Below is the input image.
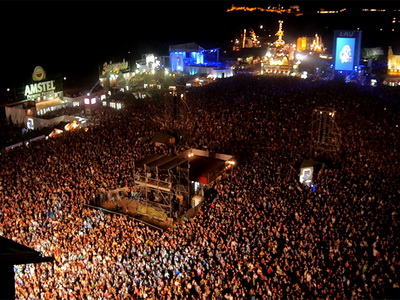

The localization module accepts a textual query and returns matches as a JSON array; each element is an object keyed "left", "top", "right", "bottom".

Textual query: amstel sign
[{"left": 23, "top": 66, "right": 57, "bottom": 98}]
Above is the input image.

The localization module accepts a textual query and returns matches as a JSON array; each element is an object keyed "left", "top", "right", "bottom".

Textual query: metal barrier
[{"left": 84, "top": 203, "right": 165, "bottom": 231}]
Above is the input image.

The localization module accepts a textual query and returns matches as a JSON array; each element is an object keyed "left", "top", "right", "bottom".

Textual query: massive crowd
[{"left": 1, "top": 75, "right": 399, "bottom": 299}]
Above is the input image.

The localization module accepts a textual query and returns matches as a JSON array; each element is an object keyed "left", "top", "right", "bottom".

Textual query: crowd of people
[{"left": 0, "top": 75, "right": 399, "bottom": 299}]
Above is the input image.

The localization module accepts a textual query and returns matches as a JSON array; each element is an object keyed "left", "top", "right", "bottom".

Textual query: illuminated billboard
[
  {"left": 333, "top": 30, "right": 362, "bottom": 71},
  {"left": 17, "top": 66, "right": 63, "bottom": 101}
]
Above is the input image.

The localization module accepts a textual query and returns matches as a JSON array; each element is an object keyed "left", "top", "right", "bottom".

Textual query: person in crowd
[{"left": 0, "top": 75, "right": 399, "bottom": 299}]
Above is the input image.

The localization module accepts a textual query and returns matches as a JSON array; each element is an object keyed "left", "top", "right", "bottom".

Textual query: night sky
[{"left": 1, "top": 1, "right": 399, "bottom": 100}]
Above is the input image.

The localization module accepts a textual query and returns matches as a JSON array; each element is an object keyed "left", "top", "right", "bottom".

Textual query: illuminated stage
[{"left": 169, "top": 42, "right": 233, "bottom": 78}]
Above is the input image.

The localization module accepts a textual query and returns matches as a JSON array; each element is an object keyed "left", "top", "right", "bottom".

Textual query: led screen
[{"left": 334, "top": 37, "right": 356, "bottom": 71}]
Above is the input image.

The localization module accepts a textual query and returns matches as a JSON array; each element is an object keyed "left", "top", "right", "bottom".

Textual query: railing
[
  {"left": 134, "top": 174, "right": 172, "bottom": 191},
  {"left": 84, "top": 203, "right": 165, "bottom": 231}
]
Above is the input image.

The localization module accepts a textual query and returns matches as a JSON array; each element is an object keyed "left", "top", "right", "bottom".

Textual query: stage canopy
[{"left": 35, "top": 98, "right": 65, "bottom": 111}]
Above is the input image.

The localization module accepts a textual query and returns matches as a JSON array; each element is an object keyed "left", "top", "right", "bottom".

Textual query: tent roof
[
  {"left": 40, "top": 127, "right": 55, "bottom": 136},
  {"left": 36, "top": 98, "right": 64, "bottom": 111},
  {"left": 0, "top": 237, "right": 53, "bottom": 265},
  {"left": 0, "top": 130, "right": 44, "bottom": 148},
  {"left": 54, "top": 121, "right": 69, "bottom": 130}
]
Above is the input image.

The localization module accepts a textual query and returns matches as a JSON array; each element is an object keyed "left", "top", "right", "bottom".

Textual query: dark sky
[
  {"left": 1, "top": 1, "right": 232, "bottom": 94},
  {"left": 1, "top": 0, "right": 399, "bottom": 99}
]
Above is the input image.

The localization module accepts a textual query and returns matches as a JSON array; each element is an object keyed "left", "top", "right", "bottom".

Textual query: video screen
[
  {"left": 299, "top": 167, "right": 313, "bottom": 185},
  {"left": 334, "top": 37, "right": 356, "bottom": 71}
]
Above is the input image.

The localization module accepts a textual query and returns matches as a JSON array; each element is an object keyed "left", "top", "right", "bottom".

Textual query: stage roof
[
  {"left": 135, "top": 149, "right": 234, "bottom": 185},
  {"left": 135, "top": 153, "right": 164, "bottom": 169},
  {"left": 146, "top": 155, "right": 175, "bottom": 170},
  {"left": 158, "top": 155, "right": 188, "bottom": 170},
  {"left": 169, "top": 42, "right": 204, "bottom": 52},
  {"left": 136, "top": 153, "right": 188, "bottom": 170}
]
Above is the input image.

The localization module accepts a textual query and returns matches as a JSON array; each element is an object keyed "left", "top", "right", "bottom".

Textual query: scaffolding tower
[
  {"left": 133, "top": 153, "right": 191, "bottom": 219},
  {"left": 310, "top": 107, "right": 341, "bottom": 161}
]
